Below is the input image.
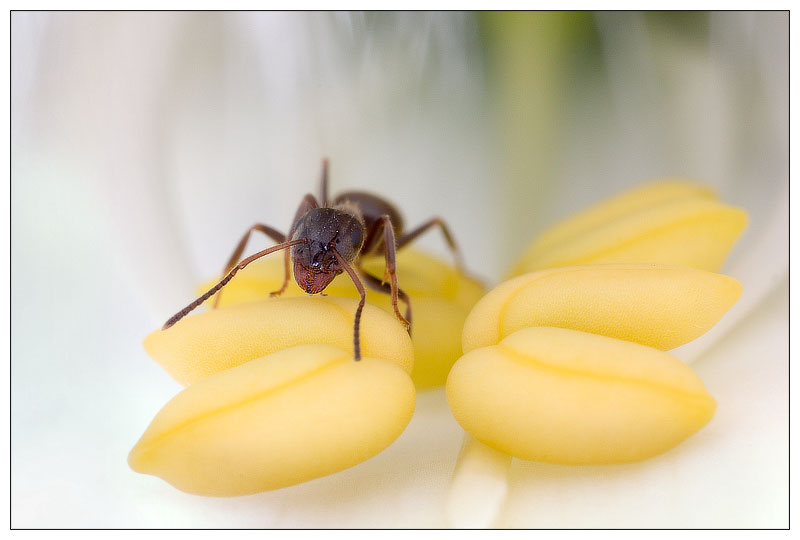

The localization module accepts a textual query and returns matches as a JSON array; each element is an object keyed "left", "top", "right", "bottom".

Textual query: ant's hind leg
[
  {"left": 359, "top": 269, "right": 412, "bottom": 334},
  {"left": 213, "top": 224, "right": 286, "bottom": 308},
  {"left": 396, "top": 217, "right": 465, "bottom": 272}
]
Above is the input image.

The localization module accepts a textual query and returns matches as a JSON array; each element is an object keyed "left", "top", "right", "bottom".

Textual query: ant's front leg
[
  {"left": 271, "top": 250, "right": 292, "bottom": 298},
  {"left": 214, "top": 224, "right": 286, "bottom": 308},
  {"left": 358, "top": 267, "right": 412, "bottom": 334},
  {"left": 396, "top": 217, "right": 465, "bottom": 273},
  {"left": 368, "top": 215, "right": 411, "bottom": 331}
]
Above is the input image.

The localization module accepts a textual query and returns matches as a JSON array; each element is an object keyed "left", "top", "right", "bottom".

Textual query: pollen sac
[
  {"left": 446, "top": 327, "right": 716, "bottom": 465},
  {"left": 448, "top": 263, "right": 741, "bottom": 465},
  {"left": 145, "top": 296, "right": 414, "bottom": 386},
  {"left": 509, "top": 180, "right": 748, "bottom": 276},
  {"left": 130, "top": 344, "right": 416, "bottom": 496},
  {"left": 462, "top": 264, "right": 742, "bottom": 354},
  {"left": 444, "top": 181, "right": 744, "bottom": 469}
]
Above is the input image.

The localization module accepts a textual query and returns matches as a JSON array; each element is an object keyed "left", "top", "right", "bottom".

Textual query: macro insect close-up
[
  {"left": 162, "top": 159, "right": 465, "bottom": 361},
  {"left": 11, "top": 11, "right": 787, "bottom": 530}
]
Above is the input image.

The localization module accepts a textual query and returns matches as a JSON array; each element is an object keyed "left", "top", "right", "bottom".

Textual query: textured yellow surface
[
  {"left": 509, "top": 181, "right": 747, "bottom": 276},
  {"left": 462, "top": 264, "right": 742, "bottom": 353},
  {"left": 447, "top": 327, "right": 716, "bottom": 464},
  {"left": 144, "top": 296, "right": 414, "bottom": 385},
  {"left": 129, "top": 344, "right": 416, "bottom": 496},
  {"left": 196, "top": 248, "right": 484, "bottom": 388},
  {"left": 516, "top": 180, "right": 714, "bottom": 260}
]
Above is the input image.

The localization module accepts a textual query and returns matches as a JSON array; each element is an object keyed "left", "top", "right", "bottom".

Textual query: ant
[{"left": 162, "top": 159, "right": 465, "bottom": 361}]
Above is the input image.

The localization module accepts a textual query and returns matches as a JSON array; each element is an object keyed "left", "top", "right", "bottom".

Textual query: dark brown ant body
[{"left": 162, "top": 159, "right": 463, "bottom": 361}]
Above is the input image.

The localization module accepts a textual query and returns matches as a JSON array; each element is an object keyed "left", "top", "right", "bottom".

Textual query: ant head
[{"left": 290, "top": 208, "right": 365, "bottom": 294}]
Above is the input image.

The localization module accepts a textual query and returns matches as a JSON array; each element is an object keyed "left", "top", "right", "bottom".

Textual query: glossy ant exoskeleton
[{"left": 162, "top": 159, "right": 464, "bottom": 360}]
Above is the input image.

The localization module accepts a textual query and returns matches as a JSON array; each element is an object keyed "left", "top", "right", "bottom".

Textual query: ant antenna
[
  {"left": 320, "top": 158, "right": 330, "bottom": 206},
  {"left": 162, "top": 239, "right": 306, "bottom": 330},
  {"left": 331, "top": 248, "right": 367, "bottom": 361}
]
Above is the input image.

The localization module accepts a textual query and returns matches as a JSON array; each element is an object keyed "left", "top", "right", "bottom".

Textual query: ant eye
[{"left": 351, "top": 228, "right": 363, "bottom": 248}]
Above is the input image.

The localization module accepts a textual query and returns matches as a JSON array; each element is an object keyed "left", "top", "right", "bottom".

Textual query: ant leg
[
  {"left": 269, "top": 194, "right": 321, "bottom": 298},
  {"left": 331, "top": 249, "right": 367, "bottom": 361},
  {"left": 358, "top": 268, "right": 412, "bottom": 334},
  {"left": 368, "top": 215, "right": 411, "bottom": 330},
  {"left": 270, "top": 249, "right": 291, "bottom": 298},
  {"left": 213, "top": 224, "right": 286, "bottom": 308},
  {"left": 319, "top": 158, "right": 330, "bottom": 206},
  {"left": 396, "top": 217, "right": 465, "bottom": 272},
  {"left": 162, "top": 239, "right": 307, "bottom": 330}
]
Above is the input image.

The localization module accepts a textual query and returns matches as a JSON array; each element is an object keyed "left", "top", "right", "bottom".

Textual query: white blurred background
[{"left": 11, "top": 12, "right": 787, "bottom": 528}]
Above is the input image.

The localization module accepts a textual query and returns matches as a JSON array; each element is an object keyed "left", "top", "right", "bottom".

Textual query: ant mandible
[{"left": 162, "top": 159, "right": 465, "bottom": 361}]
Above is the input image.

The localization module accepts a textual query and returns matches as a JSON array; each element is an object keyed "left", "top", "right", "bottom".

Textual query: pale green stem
[
  {"left": 446, "top": 434, "right": 512, "bottom": 528},
  {"left": 445, "top": 13, "right": 581, "bottom": 528}
]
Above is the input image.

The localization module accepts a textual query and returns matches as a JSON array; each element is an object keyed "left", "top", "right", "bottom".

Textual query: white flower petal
[{"left": 11, "top": 11, "right": 786, "bottom": 528}]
